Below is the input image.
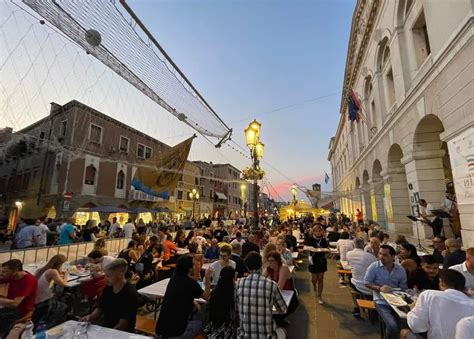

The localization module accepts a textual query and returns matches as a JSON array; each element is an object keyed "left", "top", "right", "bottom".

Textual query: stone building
[
  {"left": 0, "top": 100, "right": 177, "bottom": 225},
  {"left": 328, "top": 0, "right": 473, "bottom": 246}
]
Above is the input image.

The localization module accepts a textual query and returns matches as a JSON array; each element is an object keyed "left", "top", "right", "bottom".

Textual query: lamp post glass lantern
[
  {"left": 189, "top": 188, "right": 199, "bottom": 220},
  {"left": 291, "top": 185, "right": 297, "bottom": 219},
  {"left": 244, "top": 119, "right": 264, "bottom": 230}
]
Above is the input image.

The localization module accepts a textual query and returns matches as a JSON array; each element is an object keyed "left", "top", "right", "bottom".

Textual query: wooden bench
[
  {"left": 356, "top": 299, "right": 377, "bottom": 323},
  {"left": 135, "top": 315, "right": 156, "bottom": 336}
]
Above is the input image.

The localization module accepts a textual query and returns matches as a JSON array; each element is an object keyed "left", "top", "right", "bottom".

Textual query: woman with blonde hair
[
  {"left": 33, "top": 255, "right": 70, "bottom": 326},
  {"left": 262, "top": 242, "right": 277, "bottom": 269}
]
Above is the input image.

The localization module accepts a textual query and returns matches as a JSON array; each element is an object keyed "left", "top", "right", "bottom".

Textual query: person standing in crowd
[
  {"left": 123, "top": 218, "right": 136, "bottom": 239},
  {"left": 403, "top": 269, "right": 474, "bottom": 339},
  {"left": 235, "top": 252, "right": 287, "bottom": 338},
  {"left": 108, "top": 217, "right": 122, "bottom": 238},
  {"left": 355, "top": 209, "right": 364, "bottom": 226},
  {"left": 33, "top": 255, "right": 69, "bottom": 326},
  {"left": 364, "top": 245, "right": 407, "bottom": 339},
  {"left": 15, "top": 221, "right": 41, "bottom": 248},
  {"left": 432, "top": 235, "right": 446, "bottom": 264},
  {"left": 407, "top": 255, "right": 440, "bottom": 291},
  {"left": 443, "top": 238, "right": 465, "bottom": 268},
  {"left": 203, "top": 266, "right": 237, "bottom": 338},
  {"left": 230, "top": 242, "right": 247, "bottom": 278},
  {"left": 306, "top": 225, "right": 329, "bottom": 305},
  {"left": 58, "top": 218, "right": 76, "bottom": 245},
  {"left": 418, "top": 199, "right": 443, "bottom": 237},
  {"left": 450, "top": 247, "right": 474, "bottom": 291},
  {"left": 156, "top": 255, "right": 212, "bottom": 338},
  {"left": 210, "top": 245, "right": 236, "bottom": 285},
  {"left": 214, "top": 222, "right": 229, "bottom": 243},
  {"left": 35, "top": 218, "right": 50, "bottom": 247},
  {"left": 82, "top": 259, "right": 139, "bottom": 332},
  {"left": 230, "top": 232, "right": 245, "bottom": 247},
  {"left": 0, "top": 259, "right": 38, "bottom": 337},
  {"left": 241, "top": 233, "right": 260, "bottom": 258}
]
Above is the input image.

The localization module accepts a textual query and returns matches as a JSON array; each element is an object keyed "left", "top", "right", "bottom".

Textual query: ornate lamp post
[
  {"left": 244, "top": 119, "right": 264, "bottom": 230},
  {"left": 189, "top": 188, "right": 199, "bottom": 220},
  {"left": 291, "top": 184, "right": 297, "bottom": 220}
]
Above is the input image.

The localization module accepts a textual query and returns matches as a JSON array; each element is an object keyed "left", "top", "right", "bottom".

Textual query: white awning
[{"left": 215, "top": 192, "right": 227, "bottom": 200}]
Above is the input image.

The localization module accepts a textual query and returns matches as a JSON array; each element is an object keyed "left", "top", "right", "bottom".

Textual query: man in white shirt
[
  {"left": 456, "top": 316, "right": 474, "bottom": 339},
  {"left": 230, "top": 232, "right": 246, "bottom": 247},
  {"left": 123, "top": 218, "right": 136, "bottom": 239},
  {"left": 404, "top": 269, "right": 474, "bottom": 339},
  {"left": 336, "top": 232, "right": 355, "bottom": 262},
  {"left": 209, "top": 245, "right": 236, "bottom": 285},
  {"left": 35, "top": 219, "right": 50, "bottom": 247},
  {"left": 418, "top": 199, "right": 442, "bottom": 237},
  {"left": 449, "top": 247, "right": 474, "bottom": 291}
]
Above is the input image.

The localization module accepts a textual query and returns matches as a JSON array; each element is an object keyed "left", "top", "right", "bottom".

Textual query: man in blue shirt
[
  {"left": 204, "top": 238, "right": 220, "bottom": 261},
  {"left": 59, "top": 218, "right": 77, "bottom": 245},
  {"left": 365, "top": 244, "right": 407, "bottom": 339}
]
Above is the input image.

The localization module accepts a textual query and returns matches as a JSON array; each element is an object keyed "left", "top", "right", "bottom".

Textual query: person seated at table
[
  {"left": 284, "top": 228, "right": 298, "bottom": 253},
  {"left": 276, "top": 239, "right": 293, "bottom": 266},
  {"left": 431, "top": 235, "right": 446, "bottom": 264},
  {"left": 456, "top": 316, "right": 474, "bottom": 339},
  {"left": 174, "top": 229, "right": 189, "bottom": 248},
  {"left": 210, "top": 245, "right": 236, "bottom": 285},
  {"left": 0, "top": 259, "right": 38, "bottom": 337},
  {"left": 93, "top": 238, "right": 108, "bottom": 256},
  {"left": 162, "top": 233, "right": 178, "bottom": 265},
  {"left": 399, "top": 243, "right": 421, "bottom": 267},
  {"left": 401, "top": 259, "right": 419, "bottom": 276},
  {"left": 327, "top": 225, "right": 341, "bottom": 242},
  {"left": 346, "top": 238, "right": 376, "bottom": 317},
  {"left": 156, "top": 255, "right": 212, "bottom": 339},
  {"left": 204, "top": 238, "right": 220, "bottom": 262},
  {"left": 87, "top": 250, "right": 115, "bottom": 271},
  {"left": 407, "top": 255, "right": 439, "bottom": 291},
  {"left": 214, "top": 222, "right": 229, "bottom": 243},
  {"left": 364, "top": 245, "right": 407, "bottom": 339},
  {"left": 218, "top": 235, "right": 232, "bottom": 249},
  {"left": 203, "top": 266, "right": 237, "bottom": 338},
  {"left": 263, "top": 251, "right": 292, "bottom": 291},
  {"left": 241, "top": 233, "right": 260, "bottom": 258},
  {"left": 230, "top": 242, "right": 248, "bottom": 278},
  {"left": 188, "top": 241, "right": 204, "bottom": 281},
  {"left": 443, "top": 238, "right": 465, "bottom": 269},
  {"left": 235, "top": 252, "right": 287, "bottom": 338},
  {"left": 82, "top": 259, "right": 139, "bottom": 332},
  {"left": 231, "top": 232, "right": 246, "bottom": 247},
  {"left": 262, "top": 242, "right": 277, "bottom": 268},
  {"left": 33, "top": 255, "right": 69, "bottom": 327},
  {"left": 364, "top": 236, "right": 381, "bottom": 257},
  {"left": 118, "top": 240, "right": 140, "bottom": 265},
  {"left": 402, "top": 269, "right": 474, "bottom": 339},
  {"left": 449, "top": 247, "right": 474, "bottom": 292},
  {"left": 336, "top": 231, "right": 354, "bottom": 262}
]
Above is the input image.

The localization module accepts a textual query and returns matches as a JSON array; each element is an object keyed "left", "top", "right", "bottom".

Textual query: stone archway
[
  {"left": 403, "top": 114, "right": 453, "bottom": 238},
  {"left": 372, "top": 160, "right": 387, "bottom": 228},
  {"left": 385, "top": 144, "right": 411, "bottom": 233}
]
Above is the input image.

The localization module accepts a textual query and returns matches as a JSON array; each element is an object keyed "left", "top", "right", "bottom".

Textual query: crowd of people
[{"left": 0, "top": 213, "right": 473, "bottom": 338}]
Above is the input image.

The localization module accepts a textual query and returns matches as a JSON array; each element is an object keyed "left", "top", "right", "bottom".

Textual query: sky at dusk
[{"left": 0, "top": 0, "right": 355, "bottom": 202}]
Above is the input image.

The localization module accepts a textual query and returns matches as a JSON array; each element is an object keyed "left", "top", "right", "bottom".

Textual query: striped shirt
[{"left": 236, "top": 272, "right": 287, "bottom": 338}]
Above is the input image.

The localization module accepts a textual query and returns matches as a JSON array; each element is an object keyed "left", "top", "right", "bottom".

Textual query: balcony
[{"left": 129, "top": 189, "right": 164, "bottom": 202}]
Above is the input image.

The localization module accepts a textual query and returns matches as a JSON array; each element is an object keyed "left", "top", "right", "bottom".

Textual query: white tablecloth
[
  {"left": 38, "top": 321, "right": 151, "bottom": 338},
  {"left": 23, "top": 264, "right": 90, "bottom": 288},
  {"left": 291, "top": 252, "right": 299, "bottom": 259}
]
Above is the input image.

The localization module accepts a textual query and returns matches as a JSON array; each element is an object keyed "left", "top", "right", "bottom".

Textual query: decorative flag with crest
[
  {"left": 324, "top": 172, "right": 330, "bottom": 184},
  {"left": 348, "top": 89, "right": 361, "bottom": 123},
  {"left": 132, "top": 136, "right": 194, "bottom": 199}
]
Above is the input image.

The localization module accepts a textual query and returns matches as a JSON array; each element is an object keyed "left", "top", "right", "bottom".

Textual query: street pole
[
  {"left": 192, "top": 199, "right": 195, "bottom": 220},
  {"left": 252, "top": 149, "right": 259, "bottom": 230}
]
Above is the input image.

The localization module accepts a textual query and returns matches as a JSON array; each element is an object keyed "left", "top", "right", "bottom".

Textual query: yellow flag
[{"left": 132, "top": 137, "right": 194, "bottom": 199}]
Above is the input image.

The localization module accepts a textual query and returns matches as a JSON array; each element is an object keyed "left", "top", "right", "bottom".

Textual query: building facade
[
  {"left": 328, "top": 0, "right": 473, "bottom": 246},
  {"left": 0, "top": 100, "right": 175, "bottom": 224}
]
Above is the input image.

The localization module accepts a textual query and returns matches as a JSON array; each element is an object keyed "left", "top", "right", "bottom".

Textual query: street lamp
[
  {"left": 245, "top": 119, "right": 264, "bottom": 230},
  {"left": 189, "top": 188, "right": 199, "bottom": 220},
  {"left": 291, "top": 185, "right": 297, "bottom": 220}
]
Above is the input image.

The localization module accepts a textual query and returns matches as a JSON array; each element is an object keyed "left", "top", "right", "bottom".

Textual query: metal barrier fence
[{"left": 0, "top": 238, "right": 129, "bottom": 265}]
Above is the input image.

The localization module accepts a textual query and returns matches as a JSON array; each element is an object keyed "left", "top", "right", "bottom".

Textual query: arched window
[
  {"left": 377, "top": 38, "right": 396, "bottom": 110},
  {"left": 84, "top": 165, "right": 96, "bottom": 185},
  {"left": 116, "top": 170, "right": 125, "bottom": 189}
]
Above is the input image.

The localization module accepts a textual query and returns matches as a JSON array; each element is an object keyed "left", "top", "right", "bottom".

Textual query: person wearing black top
[
  {"left": 230, "top": 242, "right": 248, "bottom": 278},
  {"left": 174, "top": 229, "right": 189, "bottom": 248},
  {"left": 81, "top": 259, "right": 138, "bottom": 332},
  {"left": 284, "top": 228, "right": 298, "bottom": 252},
  {"left": 407, "top": 255, "right": 440, "bottom": 291},
  {"left": 399, "top": 243, "right": 421, "bottom": 267},
  {"left": 443, "top": 238, "right": 466, "bottom": 268},
  {"left": 306, "top": 225, "right": 329, "bottom": 305},
  {"left": 432, "top": 236, "right": 446, "bottom": 264},
  {"left": 241, "top": 234, "right": 260, "bottom": 259},
  {"left": 156, "top": 255, "right": 212, "bottom": 338},
  {"left": 214, "top": 223, "right": 229, "bottom": 243},
  {"left": 203, "top": 266, "right": 237, "bottom": 338}
]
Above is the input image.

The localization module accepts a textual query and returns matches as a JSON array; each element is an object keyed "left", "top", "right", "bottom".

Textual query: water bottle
[
  {"left": 36, "top": 321, "right": 47, "bottom": 339},
  {"left": 20, "top": 319, "right": 34, "bottom": 339}
]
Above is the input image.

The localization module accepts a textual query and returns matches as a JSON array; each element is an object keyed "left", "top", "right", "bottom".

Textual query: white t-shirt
[
  {"left": 123, "top": 223, "right": 136, "bottom": 238},
  {"left": 231, "top": 238, "right": 246, "bottom": 247},
  {"left": 449, "top": 262, "right": 474, "bottom": 289},
  {"left": 37, "top": 223, "right": 49, "bottom": 246},
  {"left": 346, "top": 248, "right": 377, "bottom": 295},
  {"left": 109, "top": 222, "right": 121, "bottom": 236},
  {"left": 337, "top": 239, "right": 355, "bottom": 261},
  {"left": 210, "top": 259, "right": 236, "bottom": 284}
]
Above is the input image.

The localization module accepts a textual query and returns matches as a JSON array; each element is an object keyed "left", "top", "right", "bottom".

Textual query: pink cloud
[{"left": 269, "top": 174, "right": 325, "bottom": 200}]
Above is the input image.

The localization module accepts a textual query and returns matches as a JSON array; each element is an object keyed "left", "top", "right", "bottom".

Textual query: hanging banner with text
[{"left": 448, "top": 127, "right": 474, "bottom": 205}]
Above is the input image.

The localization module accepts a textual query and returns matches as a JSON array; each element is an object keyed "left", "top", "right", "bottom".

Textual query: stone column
[
  {"left": 362, "top": 184, "right": 373, "bottom": 223},
  {"left": 369, "top": 179, "right": 387, "bottom": 228},
  {"left": 382, "top": 169, "right": 412, "bottom": 234},
  {"left": 402, "top": 149, "right": 446, "bottom": 239}
]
